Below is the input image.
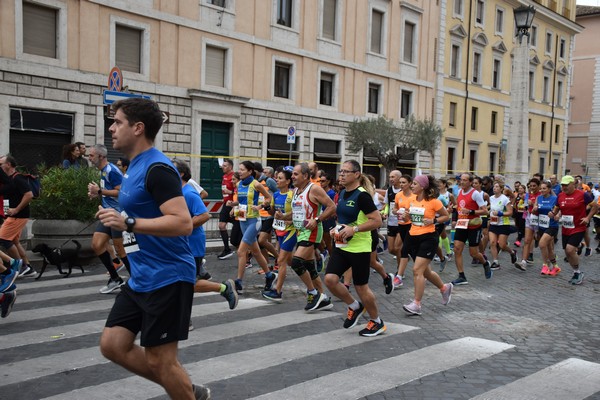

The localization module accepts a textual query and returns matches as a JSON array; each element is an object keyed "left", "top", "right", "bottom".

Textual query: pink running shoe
[
  {"left": 540, "top": 264, "right": 550, "bottom": 275},
  {"left": 547, "top": 265, "right": 561, "bottom": 276}
]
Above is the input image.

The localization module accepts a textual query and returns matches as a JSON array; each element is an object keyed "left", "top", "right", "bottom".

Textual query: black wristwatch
[
  {"left": 469, "top": 210, "right": 476, "bottom": 216},
  {"left": 125, "top": 217, "right": 136, "bottom": 233}
]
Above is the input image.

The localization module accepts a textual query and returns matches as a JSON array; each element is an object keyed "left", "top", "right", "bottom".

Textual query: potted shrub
[{"left": 30, "top": 166, "right": 101, "bottom": 257}]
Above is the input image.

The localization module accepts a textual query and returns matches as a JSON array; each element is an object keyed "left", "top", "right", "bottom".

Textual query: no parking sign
[{"left": 287, "top": 126, "right": 296, "bottom": 144}]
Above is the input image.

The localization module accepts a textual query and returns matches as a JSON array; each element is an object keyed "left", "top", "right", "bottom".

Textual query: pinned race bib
[
  {"left": 120, "top": 211, "right": 139, "bottom": 254},
  {"left": 538, "top": 214, "right": 550, "bottom": 228},
  {"left": 409, "top": 206, "right": 426, "bottom": 226},
  {"left": 560, "top": 215, "right": 574, "bottom": 229},
  {"left": 273, "top": 219, "right": 287, "bottom": 231},
  {"left": 238, "top": 204, "right": 248, "bottom": 221},
  {"left": 292, "top": 209, "right": 305, "bottom": 229},
  {"left": 456, "top": 219, "right": 469, "bottom": 229},
  {"left": 490, "top": 215, "right": 499, "bottom": 225},
  {"left": 528, "top": 214, "right": 539, "bottom": 226}
]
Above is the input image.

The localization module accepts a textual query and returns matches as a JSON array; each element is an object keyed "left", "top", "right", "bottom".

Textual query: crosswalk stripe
[
  {"left": 1, "top": 298, "right": 270, "bottom": 346},
  {"left": 7, "top": 299, "right": 116, "bottom": 323},
  {"left": 247, "top": 337, "right": 514, "bottom": 400},
  {"left": 42, "top": 322, "right": 418, "bottom": 400},
  {"left": 14, "top": 272, "right": 104, "bottom": 289},
  {"left": 5, "top": 308, "right": 336, "bottom": 386},
  {"left": 470, "top": 358, "right": 600, "bottom": 400}
]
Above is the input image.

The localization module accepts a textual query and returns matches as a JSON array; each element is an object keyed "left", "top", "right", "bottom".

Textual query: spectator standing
[
  {"left": 75, "top": 142, "right": 90, "bottom": 167},
  {"left": 62, "top": 143, "right": 81, "bottom": 169}
]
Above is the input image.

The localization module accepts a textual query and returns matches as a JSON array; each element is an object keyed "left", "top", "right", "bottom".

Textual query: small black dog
[{"left": 31, "top": 240, "right": 84, "bottom": 280}]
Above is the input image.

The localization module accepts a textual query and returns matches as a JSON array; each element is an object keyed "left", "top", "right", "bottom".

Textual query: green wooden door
[{"left": 201, "top": 121, "right": 231, "bottom": 199}]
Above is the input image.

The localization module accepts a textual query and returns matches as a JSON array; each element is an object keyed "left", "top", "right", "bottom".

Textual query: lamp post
[{"left": 505, "top": 5, "right": 535, "bottom": 187}]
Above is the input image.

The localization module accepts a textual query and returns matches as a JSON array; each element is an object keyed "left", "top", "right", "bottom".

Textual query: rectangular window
[
  {"left": 528, "top": 119, "right": 532, "bottom": 140},
  {"left": 475, "top": 0, "right": 484, "bottom": 24},
  {"left": 268, "top": 133, "right": 298, "bottom": 165},
  {"left": 205, "top": 45, "right": 226, "bottom": 87},
  {"left": 313, "top": 138, "right": 341, "bottom": 178},
  {"left": 319, "top": 72, "right": 334, "bottom": 106},
  {"left": 277, "top": 0, "right": 292, "bottom": 27},
  {"left": 539, "top": 157, "right": 545, "bottom": 175},
  {"left": 557, "top": 80, "right": 563, "bottom": 107},
  {"left": 543, "top": 76, "right": 550, "bottom": 102},
  {"left": 492, "top": 59, "right": 501, "bottom": 89},
  {"left": 491, "top": 111, "right": 497, "bottom": 134},
  {"left": 209, "top": 0, "right": 226, "bottom": 6},
  {"left": 545, "top": 31, "right": 553, "bottom": 53},
  {"left": 116, "top": 25, "right": 142, "bottom": 73},
  {"left": 471, "top": 107, "right": 478, "bottom": 131},
  {"left": 322, "top": 0, "right": 337, "bottom": 40},
  {"left": 23, "top": 2, "right": 58, "bottom": 58},
  {"left": 531, "top": 26, "right": 537, "bottom": 47},
  {"left": 555, "top": 125, "right": 560, "bottom": 144},
  {"left": 403, "top": 22, "right": 415, "bottom": 63},
  {"left": 553, "top": 158, "right": 559, "bottom": 175},
  {"left": 529, "top": 71, "right": 535, "bottom": 99},
  {"left": 454, "top": 0, "right": 463, "bottom": 16},
  {"left": 371, "top": 9, "right": 383, "bottom": 54},
  {"left": 368, "top": 83, "right": 380, "bottom": 114},
  {"left": 400, "top": 90, "right": 412, "bottom": 118},
  {"left": 472, "top": 52, "right": 481, "bottom": 84},
  {"left": 449, "top": 102, "right": 457, "bottom": 127},
  {"left": 447, "top": 147, "right": 456, "bottom": 174},
  {"left": 451, "top": 45, "right": 460, "bottom": 78},
  {"left": 489, "top": 152, "right": 496, "bottom": 175},
  {"left": 495, "top": 8, "right": 504, "bottom": 34},
  {"left": 469, "top": 149, "right": 477, "bottom": 172},
  {"left": 559, "top": 38, "right": 566, "bottom": 58},
  {"left": 541, "top": 121, "right": 546, "bottom": 142},
  {"left": 274, "top": 62, "right": 291, "bottom": 98}
]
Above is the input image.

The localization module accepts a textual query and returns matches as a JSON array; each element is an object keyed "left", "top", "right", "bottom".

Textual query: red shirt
[
  {"left": 457, "top": 188, "right": 484, "bottom": 230},
  {"left": 222, "top": 171, "right": 234, "bottom": 202},
  {"left": 557, "top": 189, "right": 593, "bottom": 235}
]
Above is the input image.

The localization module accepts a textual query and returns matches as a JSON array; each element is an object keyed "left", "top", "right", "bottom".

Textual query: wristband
[
  {"left": 433, "top": 218, "right": 438, "bottom": 225},
  {"left": 497, "top": 211, "right": 503, "bottom": 217}
]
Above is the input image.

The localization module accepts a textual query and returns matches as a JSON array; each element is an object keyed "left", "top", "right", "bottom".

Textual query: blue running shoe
[{"left": 0, "top": 269, "right": 18, "bottom": 293}]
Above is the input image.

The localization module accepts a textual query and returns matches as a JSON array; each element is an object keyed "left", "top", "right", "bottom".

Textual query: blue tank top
[
  {"left": 183, "top": 184, "right": 208, "bottom": 258},
  {"left": 100, "top": 163, "right": 123, "bottom": 211},
  {"left": 118, "top": 147, "right": 196, "bottom": 292},
  {"left": 536, "top": 194, "right": 559, "bottom": 229}
]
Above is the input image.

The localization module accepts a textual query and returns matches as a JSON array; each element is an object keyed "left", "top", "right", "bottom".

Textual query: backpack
[{"left": 20, "top": 173, "right": 41, "bottom": 199}]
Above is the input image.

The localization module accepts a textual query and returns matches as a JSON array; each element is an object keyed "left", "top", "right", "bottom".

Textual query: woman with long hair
[
  {"left": 233, "top": 161, "right": 277, "bottom": 294},
  {"left": 61, "top": 143, "right": 80, "bottom": 169},
  {"left": 401, "top": 175, "right": 453, "bottom": 316},
  {"left": 514, "top": 178, "right": 541, "bottom": 271},
  {"left": 513, "top": 184, "right": 527, "bottom": 247},
  {"left": 533, "top": 181, "right": 561, "bottom": 276},
  {"left": 488, "top": 182, "right": 517, "bottom": 270},
  {"left": 393, "top": 175, "right": 415, "bottom": 288}
]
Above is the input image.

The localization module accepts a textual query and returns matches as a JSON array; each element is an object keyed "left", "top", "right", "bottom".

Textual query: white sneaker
[
  {"left": 433, "top": 255, "right": 441, "bottom": 262},
  {"left": 100, "top": 278, "right": 124, "bottom": 294}
]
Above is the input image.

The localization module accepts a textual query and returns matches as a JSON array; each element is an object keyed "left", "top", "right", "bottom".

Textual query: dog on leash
[{"left": 31, "top": 240, "right": 84, "bottom": 280}]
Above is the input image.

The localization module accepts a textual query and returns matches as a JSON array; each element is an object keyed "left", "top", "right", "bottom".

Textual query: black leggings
[
  {"left": 230, "top": 220, "right": 242, "bottom": 248},
  {"left": 515, "top": 212, "right": 525, "bottom": 241}
]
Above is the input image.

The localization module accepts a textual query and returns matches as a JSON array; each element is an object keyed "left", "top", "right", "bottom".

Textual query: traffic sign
[
  {"left": 287, "top": 126, "right": 296, "bottom": 144},
  {"left": 103, "top": 90, "right": 151, "bottom": 105},
  {"left": 108, "top": 66, "right": 123, "bottom": 91},
  {"left": 162, "top": 111, "right": 170, "bottom": 124}
]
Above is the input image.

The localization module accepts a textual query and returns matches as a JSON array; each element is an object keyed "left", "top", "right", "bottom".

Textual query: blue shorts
[
  {"left": 277, "top": 230, "right": 297, "bottom": 252},
  {"left": 240, "top": 218, "right": 262, "bottom": 245}
]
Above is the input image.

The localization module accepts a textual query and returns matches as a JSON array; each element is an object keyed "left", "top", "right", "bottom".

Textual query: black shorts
[
  {"left": 322, "top": 218, "right": 336, "bottom": 232},
  {"left": 260, "top": 217, "right": 274, "bottom": 234},
  {"left": 435, "top": 223, "right": 445, "bottom": 235},
  {"left": 219, "top": 205, "right": 234, "bottom": 224},
  {"left": 401, "top": 232, "right": 439, "bottom": 260},
  {"left": 371, "top": 230, "right": 379, "bottom": 252},
  {"left": 481, "top": 217, "right": 489, "bottom": 229},
  {"left": 105, "top": 281, "right": 194, "bottom": 347},
  {"left": 297, "top": 240, "right": 318, "bottom": 248},
  {"left": 387, "top": 225, "right": 400, "bottom": 237},
  {"left": 454, "top": 227, "right": 483, "bottom": 247},
  {"left": 95, "top": 221, "right": 123, "bottom": 239},
  {"left": 398, "top": 224, "right": 411, "bottom": 242},
  {"left": 539, "top": 227, "right": 559, "bottom": 237},
  {"left": 562, "top": 231, "right": 586, "bottom": 250},
  {"left": 489, "top": 225, "right": 512, "bottom": 236},
  {"left": 452, "top": 210, "right": 458, "bottom": 223},
  {"left": 326, "top": 248, "right": 371, "bottom": 286}
]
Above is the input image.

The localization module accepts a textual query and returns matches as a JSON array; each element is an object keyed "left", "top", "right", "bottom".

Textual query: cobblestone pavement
[{"left": 1, "top": 239, "right": 599, "bottom": 399}]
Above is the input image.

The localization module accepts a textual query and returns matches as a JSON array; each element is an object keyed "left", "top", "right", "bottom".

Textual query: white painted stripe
[
  {"left": 17, "top": 286, "right": 215, "bottom": 304},
  {"left": 1, "top": 298, "right": 269, "bottom": 349},
  {"left": 43, "top": 322, "right": 416, "bottom": 400},
  {"left": 15, "top": 273, "right": 108, "bottom": 289},
  {"left": 470, "top": 358, "right": 600, "bottom": 400},
  {"left": 248, "top": 337, "right": 514, "bottom": 400},
  {"left": 7, "top": 300, "right": 117, "bottom": 323},
  {"left": 6, "top": 307, "right": 332, "bottom": 386}
]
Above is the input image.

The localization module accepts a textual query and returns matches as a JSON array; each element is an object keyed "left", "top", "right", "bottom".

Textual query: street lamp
[{"left": 504, "top": 5, "right": 535, "bottom": 187}]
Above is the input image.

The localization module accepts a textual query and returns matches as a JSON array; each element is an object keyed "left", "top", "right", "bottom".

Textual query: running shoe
[
  {"left": 0, "top": 269, "right": 19, "bottom": 293},
  {"left": 197, "top": 272, "right": 212, "bottom": 281},
  {"left": 304, "top": 292, "right": 326, "bottom": 312},
  {"left": 17, "top": 263, "right": 31, "bottom": 277},
  {"left": 403, "top": 300, "right": 422, "bottom": 316},
  {"left": 510, "top": 251, "right": 517, "bottom": 265},
  {"left": 10, "top": 258, "right": 22, "bottom": 272},
  {"left": 192, "top": 384, "right": 211, "bottom": 400},
  {"left": 264, "top": 272, "right": 277, "bottom": 291},
  {"left": 393, "top": 275, "right": 403, "bottom": 288},
  {"left": 189, "top": 322, "right": 194, "bottom": 331},
  {"left": 563, "top": 256, "right": 569, "bottom": 263},
  {"left": 569, "top": 271, "right": 584, "bottom": 285},
  {"left": 483, "top": 261, "right": 493, "bottom": 279},
  {"left": 585, "top": 247, "right": 592, "bottom": 257},
  {"left": 316, "top": 256, "right": 324, "bottom": 274},
  {"left": 514, "top": 240, "right": 521, "bottom": 248},
  {"left": 441, "top": 283, "right": 453, "bottom": 305},
  {"left": 514, "top": 259, "right": 527, "bottom": 271},
  {"left": 234, "top": 279, "right": 243, "bottom": 295},
  {"left": 577, "top": 243, "right": 584, "bottom": 256},
  {"left": 359, "top": 319, "right": 386, "bottom": 337},
  {"left": 315, "top": 296, "right": 334, "bottom": 311},
  {"left": 1, "top": 290, "right": 17, "bottom": 318},
  {"left": 433, "top": 255, "right": 441, "bottom": 262},
  {"left": 471, "top": 258, "right": 480, "bottom": 265},
  {"left": 547, "top": 265, "right": 561, "bottom": 276},
  {"left": 18, "top": 264, "right": 37, "bottom": 278},
  {"left": 245, "top": 261, "right": 253, "bottom": 269},
  {"left": 221, "top": 279, "right": 239, "bottom": 309},
  {"left": 526, "top": 254, "right": 534, "bottom": 265},
  {"left": 540, "top": 264, "right": 550, "bottom": 275},
  {"left": 99, "top": 278, "right": 124, "bottom": 294},
  {"left": 218, "top": 249, "right": 234, "bottom": 260},
  {"left": 451, "top": 276, "right": 468, "bottom": 286},
  {"left": 490, "top": 261, "right": 501, "bottom": 271},
  {"left": 383, "top": 273, "right": 394, "bottom": 295},
  {"left": 343, "top": 302, "right": 365, "bottom": 328},
  {"left": 439, "top": 257, "right": 447, "bottom": 273},
  {"left": 112, "top": 258, "right": 124, "bottom": 271},
  {"left": 446, "top": 251, "right": 454, "bottom": 260},
  {"left": 261, "top": 289, "right": 282, "bottom": 303}
]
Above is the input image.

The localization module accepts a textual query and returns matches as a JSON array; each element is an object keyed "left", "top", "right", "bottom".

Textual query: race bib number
[
  {"left": 238, "top": 204, "right": 247, "bottom": 221},
  {"left": 388, "top": 201, "right": 398, "bottom": 225},
  {"left": 292, "top": 209, "right": 305, "bottom": 229},
  {"left": 456, "top": 219, "right": 469, "bottom": 229},
  {"left": 409, "top": 206, "right": 426, "bottom": 226},
  {"left": 120, "top": 211, "right": 139, "bottom": 253},
  {"left": 490, "top": 215, "right": 499, "bottom": 225},
  {"left": 538, "top": 214, "right": 550, "bottom": 228},
  {"left": 221, "top": 185, "right": 227, "bottom": 197},
  {"left": 528, "top": 214, "right": 539, "bottom": 226},
  {"left": 560, "top": 215, "right": 575, "bottom": 229},
  {"left": 273, "top": 219, "right": 287, "bottom": 231}
]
